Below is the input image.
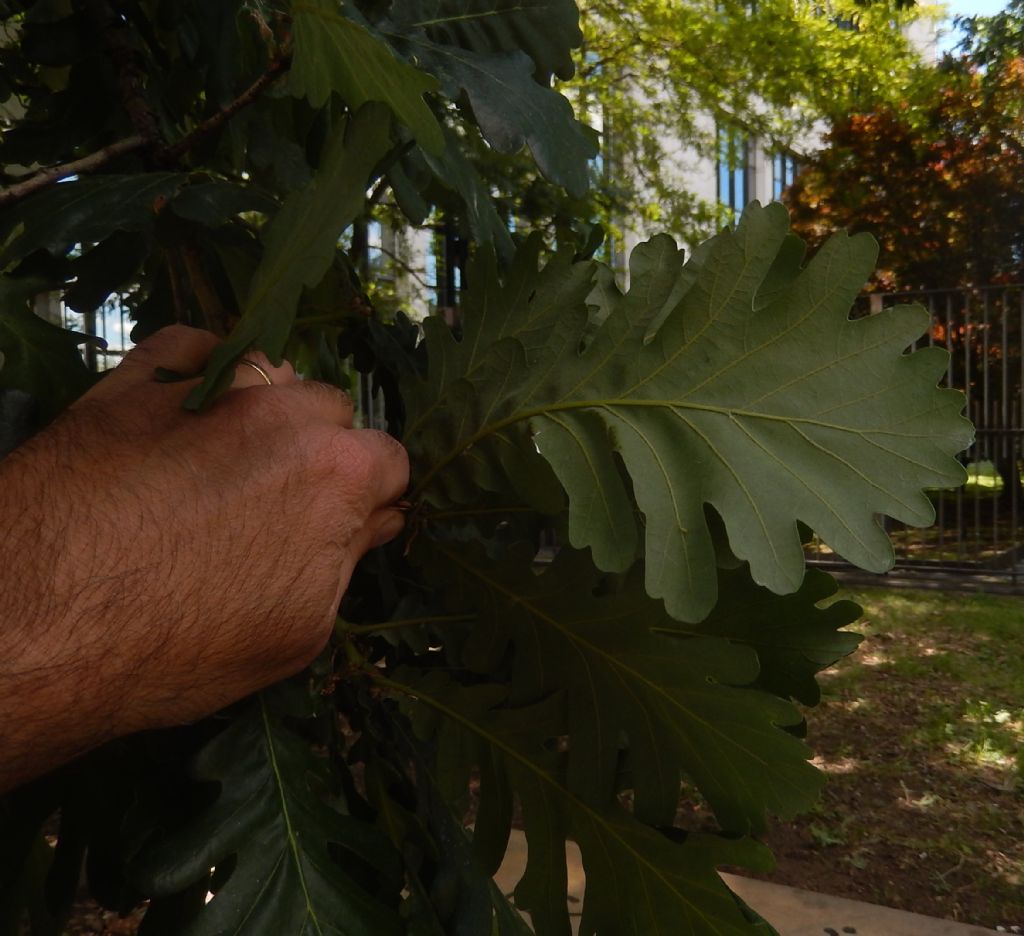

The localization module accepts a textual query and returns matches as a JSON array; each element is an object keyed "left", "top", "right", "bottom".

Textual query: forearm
[
  {"left": 0, "top": 652, "right": 121, "bottom": 792},
  {"left": 0, "top": 443, "right": 129, "bottom": 792}
]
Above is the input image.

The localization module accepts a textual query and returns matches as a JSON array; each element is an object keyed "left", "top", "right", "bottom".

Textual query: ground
[
  {"left": 60, "top": 585, "right": 1024, "bottom": 934},
  {"left": 748, "top": 585, "right": 1024, "bottom": 930}
]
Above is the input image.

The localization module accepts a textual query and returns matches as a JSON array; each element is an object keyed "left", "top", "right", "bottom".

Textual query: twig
[
  {"left": 375, "top": 243, "right": 434, "bottom": 290},
  {"left": 340, "top": 613, "right": 476, "bottom": 636},
  {"left": 936, "top": 853, "right": 965, "bottom": 882},
  {"left": 162, "top": 55, "right": 292, "bottom": 163},
  {"left": 80, "top": 0, "right": 162, "bottom": 145},
  {"left": 365, "top": 139, "right": 416, "bottom": 210},
  {"left": 0, "top": 135, "right": 149, "bottom": 209},
  {"left": 0, "top": 53, "right": 291, "bottom": 211},
  {"left": 179, "top": 244, "right": 235, "bottom": 336}
]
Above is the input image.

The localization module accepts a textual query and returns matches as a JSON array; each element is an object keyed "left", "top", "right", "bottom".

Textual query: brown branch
[
  {"left": 375, "top": 243, "right": 434, "bottom": 290},
  {"left": 162, "top": 55, "right": 292, "bottom": 163},
  {"left": 80, "top": 0, "right": 162, "bottom": 146},
  {"left": 0, "top": 135, "right": 149, "bottom": 209},
  {"left": 0, "top": 54, "right": 291, "bottom": 210},
  {"left": 162, "top": 246, "right": 190, "bottom": 326},
  {"left": 179, "top": 244, "right": 235, "bottom": 337}
]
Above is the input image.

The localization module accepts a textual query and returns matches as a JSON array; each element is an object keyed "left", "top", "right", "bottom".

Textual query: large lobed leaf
[
  {"left": 370, "top": 0, "right": 597, "bottom": 197},
  {"left": 134, "top": 693, "right": 404, "bottom": 936},
  {"left": 413, "top": 541, "right": 856, "bottom": 835},
  {"left": 683, "top": 565, "right": 862, "bottom": 707},
  {"left": 407, "top": 202, "right": 974, "bottom": 621},
  {"left": 392, "top": 670, "right": 777, "bottom": 936},
  {"left": 290, "top": 0, "right": 445, "bottom": 155},
  {"left": 186, "top": 102, "right": 393, "bottom": 409}
]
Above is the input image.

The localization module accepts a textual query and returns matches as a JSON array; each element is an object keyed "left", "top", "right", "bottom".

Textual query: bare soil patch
[{"left": 747, "top": 587, "right": 1024, "bottom": 930}]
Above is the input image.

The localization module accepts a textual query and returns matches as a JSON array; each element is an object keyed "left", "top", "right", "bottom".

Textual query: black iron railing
[{"left": 808, "top": 285, "right": 1024, "bottom": 590}]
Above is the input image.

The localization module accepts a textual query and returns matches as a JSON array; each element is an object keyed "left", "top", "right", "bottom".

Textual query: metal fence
[
  {"left": 54, "top": 294, "right": 135, "bottom": 372},
  {"left": 807, "top": 284, "right": 1024, "bottom": 590}
]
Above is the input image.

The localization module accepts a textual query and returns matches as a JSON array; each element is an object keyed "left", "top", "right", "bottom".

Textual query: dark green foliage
[
  {"left": 414, "top": 541, "right": 825, "bottom": 833},
  {"left": 0, "top": 2, "right": 970, "bottom": 935},
  {"left": 185, "top": 102, "right": 394, "bottom": 408},
  {"left": 135, "top": 691, "right": 405, "bottom": 936},
  {"left": 290, "top": 0, "right": 445, "bottom": 154},
  {"left": 396, "top": 671, "right": 778, "bottom": 936},
  {"left": 0, "top": 278, "right": 96, "bottom": 423}
]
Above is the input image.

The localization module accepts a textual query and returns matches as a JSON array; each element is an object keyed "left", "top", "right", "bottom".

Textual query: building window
[
  {"left": 772, "top": 152, "right": 797, "bottom": 200},
  {"left": 717, "top": 127, "right": 749, "bottom": 220}
]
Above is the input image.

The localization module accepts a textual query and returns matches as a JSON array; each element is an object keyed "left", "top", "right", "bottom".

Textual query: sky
[
  {"left": 943, "top": 0, "right": 1009, "bottom": 14},
  {"left": 937, "top": 0, "right": 1010, "bottom": 52}
]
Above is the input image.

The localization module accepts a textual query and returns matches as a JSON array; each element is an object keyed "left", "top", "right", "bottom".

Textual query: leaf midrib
[
  {"left": 437, "top": 543, "right": 786, "bottom": 770},
  {"left": 412, "top": 394, "right": 938, "bottom": 499},
  {"left": 260, "top": 696, "right": 325, "bottom": 936},
  {"left": 373, "top": 671, "right": 734, "bottom": 930}
]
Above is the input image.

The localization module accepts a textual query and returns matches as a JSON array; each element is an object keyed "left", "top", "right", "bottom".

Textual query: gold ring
[{"left": 238, "top": 358, "right": 273, "bottom": 385}]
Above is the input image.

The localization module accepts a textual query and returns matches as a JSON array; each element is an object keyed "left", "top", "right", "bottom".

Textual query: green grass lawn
[
  {"left": 834, "top": 588, "right": 1023, "bottom": 781},
  {"left": 932, "top": 459, "right": 1012, "bottom": 498},
  {"left": 762, "top": 585, "right": 1024, "bottom": 927}
]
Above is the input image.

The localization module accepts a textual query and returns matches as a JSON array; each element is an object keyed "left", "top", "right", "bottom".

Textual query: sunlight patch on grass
[
  {"left": 897, "top": 786, "right": 943, "bottom": 811},
  {"left": 929, "top": 459, "right": 1011, "bottom": 497},
  {"left": 857, "top": 648, "right": 894, "bottom": 666},
  {"left": 991, "top": 850, "right": 1023, "bottom": 888},
  {"left": 811, "top": 754, "right": 860, "bottom": 774}
]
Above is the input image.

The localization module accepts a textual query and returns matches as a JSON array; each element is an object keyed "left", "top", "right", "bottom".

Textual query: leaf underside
[{"left": 408, "top": 201, "right": 974, "bottom": 622}]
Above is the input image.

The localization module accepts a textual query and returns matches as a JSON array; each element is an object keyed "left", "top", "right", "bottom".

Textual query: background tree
[
  {"left": 410, "top": 0, "right": 936, "bottom": 263},
  {"left": 785, "top": 5, "right": 1024, "bottom": 506},
  {"left": 0, "top": 2, "right": 969, "bottom": 935},
  {"left": 565, "top": 0, "right": 932, "bottom": 247},
  {"left": 785, "top": 7, "right": 1024, "bottom": 290}
]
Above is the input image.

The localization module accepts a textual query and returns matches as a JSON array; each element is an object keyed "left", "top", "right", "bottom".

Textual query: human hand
[{"left": 0, "top": 325, "right": 408, "bottom": 788}]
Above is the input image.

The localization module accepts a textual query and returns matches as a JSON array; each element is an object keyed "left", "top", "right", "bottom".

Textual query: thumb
[{"left": 351, "top": 507, "right": 407, "bottom": 558}]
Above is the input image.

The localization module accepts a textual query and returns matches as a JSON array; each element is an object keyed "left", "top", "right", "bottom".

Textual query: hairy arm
[
  {"left": 0, "top": 326, "right": 408, "bottom": 793},
  {"left": 0, "top": 437, "right": 129, "bottom": 787}
]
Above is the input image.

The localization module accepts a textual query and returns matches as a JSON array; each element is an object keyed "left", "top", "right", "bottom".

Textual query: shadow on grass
[{"left": 748, "top": 586, "right": 1023, "bottom": 929}]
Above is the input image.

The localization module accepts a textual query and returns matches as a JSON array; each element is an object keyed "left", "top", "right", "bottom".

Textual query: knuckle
[
  {"left": 365, "top": 429, "right": 410, "bottom": 475},
  {"left": 295, "top": 380, "right": 352, "bottom": 411},
  {"left": 134, "top": 324, "right": 201, "bottom": 353},
  {"left": 329, "top": 432, "right": 378, "bottom": 488},
  {"left": 212, "top": 388, "right": 302, "bottom": 454}
]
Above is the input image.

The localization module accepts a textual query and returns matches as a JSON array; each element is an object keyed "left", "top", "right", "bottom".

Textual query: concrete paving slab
[
  {"left": 721, "top": 873, "right": 998, "bottom": 936},
  {"left": 493, "top": 830, "right": 998, "bottom": 935}
]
